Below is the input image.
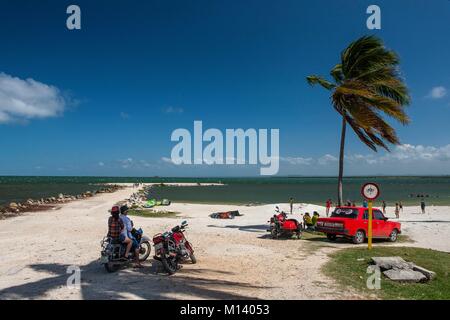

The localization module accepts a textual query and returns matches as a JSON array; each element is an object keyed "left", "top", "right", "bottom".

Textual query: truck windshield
[{"left": 331, "top": 208, "right": 359, "bottom": 219}]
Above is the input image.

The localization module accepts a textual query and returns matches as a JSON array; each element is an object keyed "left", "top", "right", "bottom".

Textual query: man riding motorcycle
[
  {"left": 108, "top": 205, "right": 143, "bottom": 268},
  {"left": 107, "top": 205, "right": 124, "bottom": 241}
]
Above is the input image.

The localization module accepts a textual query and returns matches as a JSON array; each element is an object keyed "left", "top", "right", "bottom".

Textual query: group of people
[
  {"left": 303, "top": 212, "right": 320, "bottom": 230},
  {"left": 381, "top": 200, "right": 403, "bottom": 218},
  {"left": 326, "top": 197, "right": 427, "bottom": 218},
  {"left": 107, "top": 204, "right": 143, "bottom": 268}
]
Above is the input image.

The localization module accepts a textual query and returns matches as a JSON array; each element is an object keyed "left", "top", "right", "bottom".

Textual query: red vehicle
[
  {"left": 316, "top": 207, "right": 401, "bottom": 244},
  {"left": 267, "top": 207, "right": 302, "bottom": 239},
  {"left": 152, "top": 220, "right": 196, "bottom": 274}
]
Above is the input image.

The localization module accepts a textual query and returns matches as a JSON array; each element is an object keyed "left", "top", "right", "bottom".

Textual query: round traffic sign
[{"left": 361, "top": 182, "right": 380, "bottom": 200}]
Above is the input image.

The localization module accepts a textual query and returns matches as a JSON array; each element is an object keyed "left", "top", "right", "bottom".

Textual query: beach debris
[
  {"left": 371, "top": 256, "right": 415, "bottom": 270},
  {"left": 412, "top": 265, "right": 436, "bottom": 280},
  {"left": 9, "top": 202, "right": 18, "bottom": 209},
  {"left": 210, "top": 210, "right": 241, "bottom": 219},
  {"left": 371, "top": 256, "right": 435, "bottom": 283},
  {"left": 383, "top": 269, "right": 427, "bottom": 282}
]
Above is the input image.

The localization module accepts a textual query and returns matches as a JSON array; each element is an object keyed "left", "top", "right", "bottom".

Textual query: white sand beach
[{"left": 0, "top": 183, "right": 448, "bottom": 300}]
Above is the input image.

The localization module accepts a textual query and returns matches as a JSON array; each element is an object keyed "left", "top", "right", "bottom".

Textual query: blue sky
[{"left": 0, "top": 0, "right": 449, "bottom": 176}]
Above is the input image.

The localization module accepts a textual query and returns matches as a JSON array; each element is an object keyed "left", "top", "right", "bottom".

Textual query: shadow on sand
[
  {"left": 207, "top": 224, "right": 268, "bottom": 233},
  {"left": 0, "top": 259, "right": 269, "bottom": 300}
]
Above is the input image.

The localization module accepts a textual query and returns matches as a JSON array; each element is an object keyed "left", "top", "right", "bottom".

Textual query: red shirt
[{"left": 107, "top": 216, "right": 124, "bottom": 239}]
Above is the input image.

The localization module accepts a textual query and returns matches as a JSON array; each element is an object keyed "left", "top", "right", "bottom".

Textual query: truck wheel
[
  {"left": 326, "top": 234, "right": 337, "bottom": 241},
  {"left": 389, "top": 229, "right": 398, "bottom": 242},
  {"left": 353, "top": 230, "right": 365, "bottom": 244}
]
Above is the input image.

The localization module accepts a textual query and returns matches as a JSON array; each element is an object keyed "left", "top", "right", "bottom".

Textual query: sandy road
[{"left": 1, "top": 184, "right": 447, "bottom": 300}]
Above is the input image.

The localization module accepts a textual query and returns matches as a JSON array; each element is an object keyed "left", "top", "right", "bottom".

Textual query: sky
[{"left": 0, "top": 0, "right": 449, "bottom": 177}]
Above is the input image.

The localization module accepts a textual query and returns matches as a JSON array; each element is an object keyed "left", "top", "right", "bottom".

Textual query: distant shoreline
[
  {"left": 1, "top": 175, "right": 450, "bottom": 178},
  {"left": 2, "top": 176, "right": 450, "bottom": 207}
]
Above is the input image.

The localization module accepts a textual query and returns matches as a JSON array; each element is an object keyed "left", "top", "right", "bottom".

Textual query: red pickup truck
[{"left": 316, "top": 207, "right": 401, "bottom": 244}]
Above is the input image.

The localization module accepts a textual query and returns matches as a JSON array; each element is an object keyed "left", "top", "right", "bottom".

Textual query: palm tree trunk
[{"left": 337, "top": 114, "right": 346, "bottom": 206}]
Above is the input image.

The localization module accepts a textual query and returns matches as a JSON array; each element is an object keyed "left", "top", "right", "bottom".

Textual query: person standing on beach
[
  {"left": 325, "top": 199, "right": 332, "bottom": 217},
  {"left": 382, "top": 200, "right": 387, "bottom": 214},
  {"left": 395, "top": 203, "right": 400, "bottom": 219},
  {"left": 399, "top": 201, "right": 403, "bottom": 213},
  {"left": 420, "top": 200, "right": 426, "bottom": 214},
  {"left": 289, "top": 197, "right": 294, "bottom": 214}
]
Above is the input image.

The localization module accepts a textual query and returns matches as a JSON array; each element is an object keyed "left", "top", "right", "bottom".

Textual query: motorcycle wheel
[
  {"left": 139, "top": 241, "right": 151, "bottom": 262},
  {"left": 270, "top": 228, "right": 278, "bottom": 239},
  {"left": 104, "top": 262, "right": 119, "bottom": 273},
  {"left": 160, "top": 252, "right": 178, "bottom": 275},
  {"left": 190, "top": 254, "right": 197, "bottom": 264}
]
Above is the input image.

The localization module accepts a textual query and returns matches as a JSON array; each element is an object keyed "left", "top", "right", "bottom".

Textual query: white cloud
[
  {"left": 0, "top": 73, "right": 66, "bottom": 124},
  {"left": 281, "top": 156, "right": 313, "bottom": 165},
  {"left": 139, "top": 160, "right": 156, "bottom": 168},
  {"left": 380, "top": 144, "right": 450, "bottom": 162},
  {"left": 345, "top": 154, "right": 378, "bottom": 165},
  {"left": 104, "top": 157, "right": 164, "bottom": 170},
  {"left": 278, "top": 144, "right": 450, "bottom": 175},
  {"left": 162, "top": 106, "right": 184, "bottom": 114},
  {"left": 161, "top": 157, "right": 174, "bottom": 164},
  {"left": 428, "top": 86, "right": 447, "bottom": 99},
  {"left": 318, "top": 154, "right": 338, "bottom": 165},
  {"left": 120, "top": 112, "right": 130, "bottom": 119},
  {"left": 98, "top": 162, "right": 105, "bottom": 167},
  {"left": 120, "top": 158, "right": 133, "bottom": 169}
]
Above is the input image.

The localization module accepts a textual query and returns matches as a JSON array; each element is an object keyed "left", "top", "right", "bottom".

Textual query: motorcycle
[
  {"left": 100, "top": 228, "right": 152, "bottom": 272},
  {"left": 267, "top": 206, "right": 302, "bottom": 239},
  {"left": 152, "top": 220, "right": 196, "bottom": 275}
]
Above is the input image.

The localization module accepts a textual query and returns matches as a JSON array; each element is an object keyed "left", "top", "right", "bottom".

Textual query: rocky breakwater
[{"left": 0, "top": 184, "right": 124, "bottom": 219}]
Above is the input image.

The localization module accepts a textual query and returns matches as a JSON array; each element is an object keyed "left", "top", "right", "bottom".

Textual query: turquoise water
[
  {"left": 149, "top": 176, "right": 450, "bottom": 206},
  {"left": 1, "top": 176, "right": 449, "bottom": 207}
]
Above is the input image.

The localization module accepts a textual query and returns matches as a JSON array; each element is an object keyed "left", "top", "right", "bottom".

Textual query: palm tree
[{"left": 306, "top": 36, "right": 410, "bottom": 206}]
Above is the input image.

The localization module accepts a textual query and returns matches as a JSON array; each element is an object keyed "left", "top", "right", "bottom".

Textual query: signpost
[{"left": 361, "top": 182, "right": 380, "bottom": 250}]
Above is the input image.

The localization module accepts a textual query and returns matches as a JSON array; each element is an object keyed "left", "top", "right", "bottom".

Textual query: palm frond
[
  {"left": 307, "top": 35, "right": 410, "bottom": 152},
  {"left": 330, "top": 64, "right": 343, "bottom": 84},
  {"left": 306, "top": 75, "right": 335, "bottom": 90}
]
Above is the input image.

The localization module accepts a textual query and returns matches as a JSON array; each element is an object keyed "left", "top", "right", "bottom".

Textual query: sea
[{"left": 1, "top": 176, "right": 449, "bottom": 207}]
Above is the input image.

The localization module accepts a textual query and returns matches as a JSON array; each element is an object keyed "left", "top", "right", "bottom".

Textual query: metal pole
[{"left": 368, "top": 200, "right": 373, "bottom": 250}]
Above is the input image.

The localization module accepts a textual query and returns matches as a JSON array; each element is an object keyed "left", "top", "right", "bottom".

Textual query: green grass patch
[
  {"left": 128, "top": 209, "right": 179, "bottom": 218},
  {"left": 301, "top": 230, "right": 326, "bottom": 239},
  {"left": 323, "top": 246, "right": 450, "bottom": 300}
]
